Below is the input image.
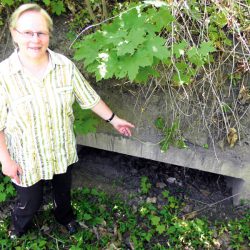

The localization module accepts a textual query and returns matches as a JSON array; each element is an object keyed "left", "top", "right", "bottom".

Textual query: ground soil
[{"left": 72, "top": 145, "right": 249, "bottom": 223}]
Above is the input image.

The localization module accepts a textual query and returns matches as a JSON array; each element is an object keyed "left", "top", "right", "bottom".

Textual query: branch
[
  {"left": 84, "top": 0, "right": 98, "bottom": 23},
  {"left": 101, "top": 0, "right": 108, "bottom": 20}
]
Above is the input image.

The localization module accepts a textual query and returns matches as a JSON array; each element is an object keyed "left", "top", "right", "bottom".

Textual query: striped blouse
[{"left": 0, "top": 49, "right": 100, "bottom": 187}]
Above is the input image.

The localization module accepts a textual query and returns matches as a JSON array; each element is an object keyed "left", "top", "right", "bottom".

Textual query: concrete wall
[{"left": 77, "top": 84, "right": 250, "bottom": 205}]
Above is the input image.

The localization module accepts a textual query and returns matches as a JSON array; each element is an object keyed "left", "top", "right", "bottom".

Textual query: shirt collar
[
  {"left": 9, "top": 49, "right": 23, "bottom": 74},
  {"left": 9, "top": 48, "right": 65, "bottom": 75}
]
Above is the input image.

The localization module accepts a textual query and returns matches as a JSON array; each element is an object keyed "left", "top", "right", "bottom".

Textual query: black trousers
[{"left": 11, "top": 166, "right": 75, "bottom": 235}]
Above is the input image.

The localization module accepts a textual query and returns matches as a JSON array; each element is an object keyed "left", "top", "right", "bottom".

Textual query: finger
[
  {"left": 126, "top": 128, "right": 132, "bottom": 136},
  {"left": 126, "top": 122, "right": 135, "bottom": 128},
  {"left": 17, "top": 165, "right": 23, "bottom": 175},
  {"left": 13, "top": 174, "right": 20, "bottom": 184},
  {"left": 121, "top": 127, "right": 131, "bottom": 137}
]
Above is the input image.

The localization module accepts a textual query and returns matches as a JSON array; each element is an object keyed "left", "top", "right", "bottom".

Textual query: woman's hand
[
  {"left": 2, "top": 159, "right": 22, "bottom": 184},
  {"left": 90, "top": 100, "right": 135, "bottom": 136},
  {"left": 110, "top": 116, "right": 135, "bottom": 137}
]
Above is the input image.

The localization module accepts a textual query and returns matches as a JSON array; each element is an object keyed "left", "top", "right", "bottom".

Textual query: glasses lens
[
  {"left": 24, "top": 31, "right": 34, "bottom": 38},
  {"left": 37, "top": 32, "right": 48, "bottom": 38},
  {"left": 16, "top": 29, "right": 49, "bottom": 38}
]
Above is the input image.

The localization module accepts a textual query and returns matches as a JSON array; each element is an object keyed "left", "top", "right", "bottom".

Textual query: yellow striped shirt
[{"left": 0, "top": 49, "right": 100, "bottom": 187}]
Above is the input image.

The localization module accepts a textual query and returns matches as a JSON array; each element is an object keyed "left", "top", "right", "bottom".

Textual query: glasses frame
[{"left": 14, "top": 28, "right": 49, "bottom": 39}]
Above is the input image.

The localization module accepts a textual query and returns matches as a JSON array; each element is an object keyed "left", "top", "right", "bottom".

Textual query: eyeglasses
[{"left": 15, "top": 28, "right": 49, "bottom": 39}]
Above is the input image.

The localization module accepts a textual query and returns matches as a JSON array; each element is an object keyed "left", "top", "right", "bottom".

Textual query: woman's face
[{"left": 12, "top": 10, "right": 50, "bottom": 61}]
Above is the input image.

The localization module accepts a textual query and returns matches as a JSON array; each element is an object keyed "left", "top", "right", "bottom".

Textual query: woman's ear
[
  {"left": 10, "top": 28, "right": 16, "bottom": 41},
  {"left": 10, "top": 28, "right": 18, "bottom": 48}
]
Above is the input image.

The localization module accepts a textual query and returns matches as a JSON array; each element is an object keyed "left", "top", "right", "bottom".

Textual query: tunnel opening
[{"left": 72, "top": 145, "right": 241, "bottom": 221}]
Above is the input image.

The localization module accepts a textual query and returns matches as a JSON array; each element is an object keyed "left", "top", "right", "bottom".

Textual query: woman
[{"left": 0, "top": 3, "right": 134, "bottom": 238}]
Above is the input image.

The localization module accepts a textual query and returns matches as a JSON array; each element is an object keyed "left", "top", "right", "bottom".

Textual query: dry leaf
[
  {"left": 238, "top": 85, "right": 250, "bottom": 105},
  {"left": 227, "top": 128, "right": 238, "bottom": 147},
  {"left": 65, "top": 0, "right": 77, "bottom": 14},
  {"left": 183, "top": 211, "right": 198, "bottom": 220},
  {"left": 243, "top": 25, "right": 250, "bottom": 31}
]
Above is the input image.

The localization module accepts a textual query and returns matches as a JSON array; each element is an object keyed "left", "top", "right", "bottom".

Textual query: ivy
[
  {"left": 0, "top": 174, "right": 16, "bottom": 203},
  {"left": 0, "top": 0, "right": 66, "bottom": 16},
  {"left": 73, "top": 102, "right": 100, "bottom": 135},
  {"left": 73, "top": 4, "right": 174, "bottom": 83},
  {"left": 1, "top": 0, "right": 15, "bottom": 5},
  {"left": 73, "top": 2, "right": 218, "bottom": 86},
  {"left": 49, "top": 0, "right": 65, "bottom": 16}
]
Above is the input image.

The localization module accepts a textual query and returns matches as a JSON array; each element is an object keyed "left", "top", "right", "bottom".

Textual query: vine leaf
[
  {"left": 150, "top": 7, "right": 174, "bottom": 32},
  {"left": 150, "top": 215, "right": 161, "bottom": 226},
  {"left": 73, "top": 103, "right": 99, "bottom": 135},
  {"left": 144, "top": 0, "right": 167, "bottom": 8},
  {"left": 187, "top": 48, "right": 203, "bottom": 66},
  {"left": 51, "top": 1, "right": 65, "bottom": 15},
  {"left": 145, "top": 36, "right": 170, "bottom": 60},
  {"left": 173, "top": 41, "right": 188, "bottom": 58},
  {"left": 199, "top": 41, "right": 216, "bottom": 56},
  {"left": 156, "top": 224, "right": 166, "bottom": 234},
  {"left": 119, "top": 56, "right": 140, "bottom": 81},
  {"left": 117, "top": 28, "right": 146, "bottom": 56},
  {"left": 43, "top": 0, "right": 51, "bottom": 5},
  {"left": 1, "top": 0, "right": 14, "bottom": 5}
]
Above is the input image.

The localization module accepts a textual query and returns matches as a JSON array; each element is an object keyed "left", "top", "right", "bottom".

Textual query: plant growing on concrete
[{"left": 72, "top": 0, "right": 250, "bottom": 151}]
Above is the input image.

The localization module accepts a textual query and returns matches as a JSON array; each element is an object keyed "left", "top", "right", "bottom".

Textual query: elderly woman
[{"left": 0, "top": 3, "right": 134, "bottom": 238}]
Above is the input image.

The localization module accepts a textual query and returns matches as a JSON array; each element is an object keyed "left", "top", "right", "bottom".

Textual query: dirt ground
[{"left": 72, "top": 145, "right": 249, "bottom": 222}]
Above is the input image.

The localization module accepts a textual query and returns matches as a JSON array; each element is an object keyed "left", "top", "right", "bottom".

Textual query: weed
[
  {"left": 0, "top": 174, "right": 16, "bottom": 203},
  {"left": 140, "top": 176, "right": 152, "bottom": 194},
  {"left": 0, "top": 179, "right": 249, "bottom": 249}
]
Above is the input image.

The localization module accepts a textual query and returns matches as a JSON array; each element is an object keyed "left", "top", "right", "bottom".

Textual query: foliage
[
  {"left": 227, "top": 212, "right": 250, "bottom": 249},
  {"left": 73, "top": 102, "right": 100, "bottom": 135},
  {"left": 0, "top": 182, "right": 249, "bottom": 249},
  {"left": 140, "top": 176, "right": 152, "bottom": 194},
  {"left": 0, "top": 0, "right": 66, "bottom": 16},
  {"left": 0, "top": 173, "right": 16, "bottom": 203},
  {"left": 72, "top": 1, "right": 218, "bottom": 85},
  {"left": 155, "top": 117, "right": 187, "bottom": 152},
  {"left": 74, "top": 3, "right": 181, "bottom": 83},
  {"left": 72, "top": 0, "right": 250, "bottom": 150}
]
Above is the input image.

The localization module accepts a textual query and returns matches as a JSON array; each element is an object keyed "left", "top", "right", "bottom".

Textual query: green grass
[{"left": 0, "top": 180, "right": 249, "bottom": 249}]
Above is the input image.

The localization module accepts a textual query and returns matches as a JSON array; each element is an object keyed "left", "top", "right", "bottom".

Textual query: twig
[
  {"left": 84, "top": 0, "right": 98, "bottom": 23},
  {"left": 101, "top": 0, "right": 108, "bottom": 20},
  {"left": 0, "top": 22, "right": 7, "bottom": 44},
  {"left": 183, "top": 193, "right": 241, "bottom": 218},
  {"left": 69, "top": 4, "right": 145, "bottom": 49}
]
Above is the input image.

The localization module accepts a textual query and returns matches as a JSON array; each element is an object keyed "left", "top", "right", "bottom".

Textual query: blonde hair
[{"left": 9, "top": 3, "right": 53, "bottom": 33}]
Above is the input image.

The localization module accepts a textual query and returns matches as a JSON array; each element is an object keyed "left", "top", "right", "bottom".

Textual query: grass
[{"left": 0, "top": 179, "right": 249, "bottom": 250}]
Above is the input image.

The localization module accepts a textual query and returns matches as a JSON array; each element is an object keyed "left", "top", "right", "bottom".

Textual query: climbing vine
[
  {"left": 73, "top": 2, "right": 216, "bottom": 84},
  {"left": 0, "top": 0, "right": 66, "bottom": 16},
  {"left": 72, "top": 0, "right": 250, "bottom": 151}
]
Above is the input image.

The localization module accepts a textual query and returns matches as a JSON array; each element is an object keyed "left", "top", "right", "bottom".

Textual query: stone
[
  {"left": 146, "top": 197, "right": 157, "bottom": 203},
  {"left": 156, "top": 182, "right": 167, "bottom": 189},
  {"left": 167, "top": 177, "right": 176, "bottom": 184}
]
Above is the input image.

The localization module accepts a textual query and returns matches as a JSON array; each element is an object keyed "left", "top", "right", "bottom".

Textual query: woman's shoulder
[
  {"left": 0, "top": 54, "right": 13, "bottom": 73},
  {"left": 48, "top": 49, "right": 74, "bottom": 67}
]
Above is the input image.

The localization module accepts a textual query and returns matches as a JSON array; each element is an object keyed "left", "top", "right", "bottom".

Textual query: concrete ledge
[{"left": 77, "top": 133, "right": 250, "bottom": 205}]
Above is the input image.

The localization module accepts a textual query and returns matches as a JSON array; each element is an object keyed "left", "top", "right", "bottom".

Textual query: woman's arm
[
  {"left": 91, "top": 99, "right": 135, "bottom": 137},
  {"left": 0, "top": 131, "right": 22, "bottom": 184}
]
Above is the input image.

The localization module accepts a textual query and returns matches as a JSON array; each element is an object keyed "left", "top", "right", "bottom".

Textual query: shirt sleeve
[
  {"left": 72, "top": 64, "right": 100, "bottom": 109},
  {"left": 0, "top": 85, "right": 7, "bottom": 131}
]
